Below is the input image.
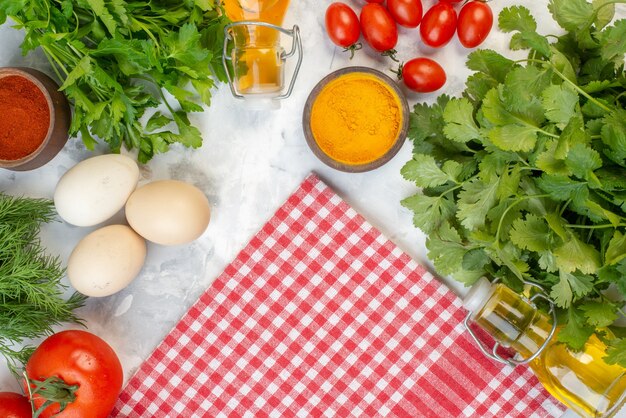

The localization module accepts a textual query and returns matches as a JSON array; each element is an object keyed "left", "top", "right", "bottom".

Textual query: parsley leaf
[{"left": 0, "top": 0, "right": 228, "bottom": 161}]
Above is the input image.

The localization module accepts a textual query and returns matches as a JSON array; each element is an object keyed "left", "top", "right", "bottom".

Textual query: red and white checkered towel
[{"left": 112, "top": 174, "right": 565, "bottom": 418}]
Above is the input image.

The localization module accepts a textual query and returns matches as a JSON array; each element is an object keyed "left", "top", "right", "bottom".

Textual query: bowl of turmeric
[
  {"left": 303, "top": 67, "right": 409, "bottom": 172},
  {"left": 0, "top": 67, "right": 71, "bottom": 171}
]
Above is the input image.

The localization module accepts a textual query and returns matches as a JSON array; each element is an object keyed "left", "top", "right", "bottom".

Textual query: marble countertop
[{"left": 1, "top": 1, "right": 624, "bottom": 417}]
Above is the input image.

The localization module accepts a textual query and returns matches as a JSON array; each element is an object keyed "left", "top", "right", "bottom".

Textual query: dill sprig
[{"left": 0, "top": 194, "right": 85, "bottom": 376}]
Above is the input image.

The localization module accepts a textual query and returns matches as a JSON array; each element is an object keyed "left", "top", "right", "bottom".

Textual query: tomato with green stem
[
  {"left": 396, "top": 57, "right": 446, "bottom": 93},
  {"left": 0, "top": 392, "right": 32, "bottom": 418},
  {"left": 360, "top": 3, "right": 399, "bottom": 59},
  {"left": 420, "top": 1, "right": 457, "bottom": 48},
  {"left": 23, "top": 330, "right": 123, "bottom": 418},
  {"left": 325, "top": 3, "right": 362, "bottom": 58},
  {"left": 457, "top": 1, "right": 493, "bottom": 48}
]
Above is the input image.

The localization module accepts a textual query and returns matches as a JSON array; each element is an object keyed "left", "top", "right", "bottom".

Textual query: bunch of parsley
[
  {"left": 0, "top": 0, "right": 228, "bottom": 163},
  {"left": 401, "top": 0, "right": 626, "bottom": 365}
]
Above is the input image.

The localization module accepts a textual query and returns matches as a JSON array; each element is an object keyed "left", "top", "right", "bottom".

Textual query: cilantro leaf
[
  {"left": 409, "top": 96, "right": 449, "bottom": 143},
  {"left": 401, "top": 154, "right": 450, "bottom": 188},
  {"left": 580, "top": 301, "right": 619, "bottom": 327},
  {"left": 557, "top": 306, "right": 595, "bottom": 349},
  {"left": 462, "top": 248, "right": 490, "bottom": 271},
  {"left": 401, "top": 193, "right": 455, "bottom": 235},
  {"left": 551, "top": 272, "right": 574, "bottom": 308},
  {"left": 488, "top": 125, "right": 538, "bottom": 152},
  {"left": 597, "top": 20, "right": 626, "bottom": 66},
  {"left": 605, "top": 231, "right": 626, "bottom": 265},
  {"left": 499, "top": 6, "right": 537, "bottom": 33},
  {"left": 443, "top": 98, "right": 482, "bottom": 143},
  {"left": 503, "top": 66, "right": 551, "bottom": 114},
  {"left": 593, "top": 0, "right": 615, "bottom": 30},
  {"left": 548, "top": 0, "right": 594, "bottom": 32},
  {"left": 457, "top": 178, "right": 499, "bottom": 230},
  {"left": 541, "top": 84, "right": 580, "bottom": 127},
  {"left": 426, "top": 222, "right": 466, "bottom": 275},
  {"left": 605, "top": 339, "right": 626, "bottom": 367},
  {"left": 510, "top": 214, "right": 551, "bottom": 252},
  {"left": 510, "top": 32, "right": 552, "bottom": 58},
  {"left": 554, "top": 234, "right": 601, "bottom": 274},
  {"left": 600, "top": 110, "right": 626, "bottom": 165},
  {"left": 536, "top": 174, "right": 588, "bottom": 201},
  {"left": 466, "top": 49, "right": 516, "bottom": 83},
  {"left": 565, "top": 143, "right": 602, "bottom": 180},
  {"left": 536, "top": 141, "right": 571, "bottom": 175}
]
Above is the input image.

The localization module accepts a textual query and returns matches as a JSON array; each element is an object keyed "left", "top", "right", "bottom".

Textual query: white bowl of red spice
[
  {"left": 303, "top": 67, "right": 409, "bottom": 172},
  {"left": 0, "top": 67, "right": 71, "bottom": 171}
]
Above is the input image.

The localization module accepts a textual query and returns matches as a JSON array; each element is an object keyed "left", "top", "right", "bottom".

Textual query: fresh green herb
[
  {"left": 0, "top": 194, "right": 85, "bottom": 376},
  {"left": 401, "top": 0, "right": 626, "bottom": 364},
  {"left": 0, "top": 0, "right": 228, "bottom": 163}
]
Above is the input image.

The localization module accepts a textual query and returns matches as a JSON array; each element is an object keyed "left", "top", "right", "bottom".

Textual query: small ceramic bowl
[
  {"left": 302, "top": 67, "right": 409, "bottom": 173},
  {"left": 0, "top": 67, "right": 71, "bottom": 171}
]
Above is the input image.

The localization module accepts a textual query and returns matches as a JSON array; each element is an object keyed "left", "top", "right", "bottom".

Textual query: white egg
[
  {"left": 54, "top": 154, "right": 139, "bottom": 226},
  {"left": 125, "top": 180, "right": 211, "bottom": 245},
  {"left": 68, "top": 225, "right": 147, "bottom": 297}
]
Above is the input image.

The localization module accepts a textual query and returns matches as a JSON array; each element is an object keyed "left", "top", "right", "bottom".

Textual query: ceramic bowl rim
[{"left": 302, "top": 66, "right": 409, "bottom": 173}]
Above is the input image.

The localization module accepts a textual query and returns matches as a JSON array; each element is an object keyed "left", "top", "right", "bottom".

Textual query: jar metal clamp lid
[{"left": 462, "top": 278, "right": 558, "bottom": 367}]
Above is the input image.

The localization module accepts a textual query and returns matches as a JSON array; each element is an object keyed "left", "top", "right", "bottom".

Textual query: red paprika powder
[{"left": 0, "top": 75, "right": 50, "bottom": 161}]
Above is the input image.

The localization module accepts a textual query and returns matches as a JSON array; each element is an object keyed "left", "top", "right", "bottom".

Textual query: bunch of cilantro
[
  {"left": 0, "top": 0, "right": 228, "bottom": 163},
  {"left": 401, "top": 0, "right": 626, "bottom": 366}
]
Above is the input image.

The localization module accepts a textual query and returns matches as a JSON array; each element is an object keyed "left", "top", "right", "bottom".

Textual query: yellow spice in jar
[{"left": 310, "top": 73, "right": 402, "bottom": 166}]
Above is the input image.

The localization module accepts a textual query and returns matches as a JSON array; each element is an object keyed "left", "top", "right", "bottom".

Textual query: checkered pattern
[{"left": 112, "top": 174, "right": 565, "bottom": 418}]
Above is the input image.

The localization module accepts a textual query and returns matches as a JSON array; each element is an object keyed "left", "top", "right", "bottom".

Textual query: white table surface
[{"left": 1, "top": 1, "right": 624, "bottom": 417}]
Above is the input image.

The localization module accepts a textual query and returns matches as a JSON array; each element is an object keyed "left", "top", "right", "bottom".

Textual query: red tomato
[
  {"left": 325, "top": 3, "right": 361, "bottom": 48},
  {"left": 400, "top": 57, "right": 446, "bottom": 93},
  {"left": 23, "top": 330, "right": 123, "bottom": 418},
  {"left": 387, "top": 0, "right": 422, "bottom": 28},
  {"left": 360, "top": 3, "right": 398, "bottom": 53},
  {"left": 420, "top": 2, "right": 457, "bottom": 48},
  {"left": 457, "top": 1, "right": 493, "bottom": 48},
  {"left": 0, "top": 392, "right": 32, "bottom": 418}
]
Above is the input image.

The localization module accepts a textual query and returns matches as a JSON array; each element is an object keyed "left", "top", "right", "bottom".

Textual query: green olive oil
[{"left": 471, "top": 283, "right": 626, "bottom": 417}]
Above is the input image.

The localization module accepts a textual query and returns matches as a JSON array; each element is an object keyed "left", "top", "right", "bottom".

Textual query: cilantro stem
[
  {"left": 553, "top": 67, "right": 613, "bottom": 112},
  {"left": 520, "top": 59, "right": 614, "bottom": 113},
  {"left": 494, "top": 194, "right": 550, "bottom": 279},
  {"left": 566, "top": 223, "right": 626, "bottom": 229}
]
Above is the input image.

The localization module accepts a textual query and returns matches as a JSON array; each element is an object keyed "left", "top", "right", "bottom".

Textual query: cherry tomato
[
  {"left": 23, "top": 330, "right": 123, "bottom": 418},
  {"left": 387, "top": 0, "right": 422, "bottom": 28},
  {"left": 420, "top": 1, "right": 457, "bottom": 48},
  {"left": 0, "top": 392, "right": 32, "bottom": 418},
  {"left": 360, "top": 3, "right": 398, "bottom": 53},
  {"left": 325, "top": 3, "right": 361, "bottom": 49},
  {"left": 400, "top": 57, "right": 446, "bottom": 93},
  {"left": 457, "top": 1, "right": 493, "bottom": 48}
]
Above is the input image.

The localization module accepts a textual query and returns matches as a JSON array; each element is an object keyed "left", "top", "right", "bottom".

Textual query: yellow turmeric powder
[{"left": 309, "top": 73, "right": 402, "bottom": 166}]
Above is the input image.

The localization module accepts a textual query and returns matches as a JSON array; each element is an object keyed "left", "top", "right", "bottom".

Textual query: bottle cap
[{"left": 463, "top": 277, "right": 494, "bottom": 314}]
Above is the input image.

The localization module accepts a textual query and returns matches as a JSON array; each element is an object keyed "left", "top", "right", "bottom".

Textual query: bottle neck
[{"left": 470, "top": 284, "right": 552, "bottom": 360}]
